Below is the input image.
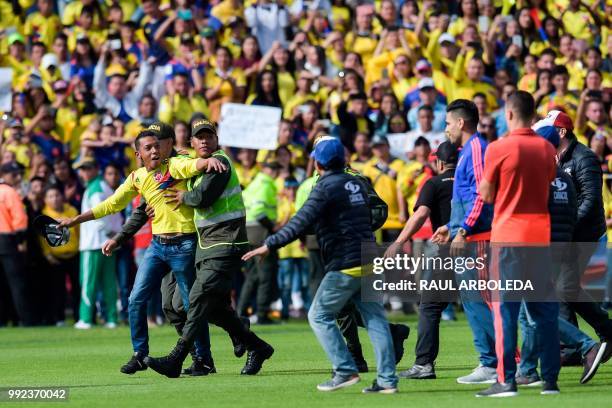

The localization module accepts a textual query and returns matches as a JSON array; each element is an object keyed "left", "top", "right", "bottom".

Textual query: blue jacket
[{"left": 449, "top": 133, "right": 493, "bottom": 238}]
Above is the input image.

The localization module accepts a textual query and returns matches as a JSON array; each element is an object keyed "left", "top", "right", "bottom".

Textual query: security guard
[
  {"left": 236, "top": 158, "right": 280, "bottom": 324},
  {"left": 145, "top": 119, "right": 274, "bottom": 378}
]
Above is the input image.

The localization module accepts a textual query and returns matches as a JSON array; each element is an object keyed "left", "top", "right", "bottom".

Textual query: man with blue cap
[{"left": 243, "top": 136, "right": 399, "bottom": 394}]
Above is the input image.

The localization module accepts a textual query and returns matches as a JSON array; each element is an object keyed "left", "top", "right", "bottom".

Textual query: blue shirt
[
  {"left": 449, "top": 133, "right": 493, "bottom": 237},
  {"left": 407, "top": 101, "right": 447, "bottom": 133}
]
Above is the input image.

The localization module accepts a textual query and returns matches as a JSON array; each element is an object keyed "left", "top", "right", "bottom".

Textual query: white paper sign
[
  {"left": 404, "top": 131, "right": 447, "bottom": 153},
  {"left": 0, "top": 68, "right": 13, "bottom": 113},
  {"left": 218, "top": 103, "right": 281, "bottom": 150},
  {"left": 386, "top": 133, "right": 408, "bottom": 161}
]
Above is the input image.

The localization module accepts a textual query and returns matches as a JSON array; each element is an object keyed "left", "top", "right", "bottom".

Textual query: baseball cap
[
  {"left": 435, "top": 141, "right": 459, "bottom": 164},
  {"left": 33, "top": 214, "right": 70, "bottom": 247},
  {"left": 8, "top": 32, "right": 25, "bottom": 45},
  {"left": 415, "top": 59, "right": 432, "bottom": 72},
  {"left": 192, "top": 118, "right": 217, "bottom": 137},
  {"left": 0, "top": 161, "right": 24, "bottom": 174},
  {"left": 418, "top": 77, "right": 435, "bottom": 90},
  {"left": 7, "top": 118, "right": 24, "bottom": 128},
  {"left": 438, "top": 33, "right": 456, "bottom": 45},
  {"left": 200, "top": 27, "right": 216, "bottom": 38},
  {"left": 147, "top": 121, "right": 175, "bottom": 140},
  {"left": 41, "top": 53, "right": 59, "bottom": 70},
  {"left": 72, "top": 156, "right": 97, "bottom": 170},
  {"left": 310, "top": 137, "right": 345, "bottom": 167},
  {"left": 371, "top": 134, "right": 390, "bottom": 146},
  {"left": 533, "top": 124, "right": 560, "bottom": 148},
  {"left": 534, "top": 110, "right": 574, "bottom": 131}
]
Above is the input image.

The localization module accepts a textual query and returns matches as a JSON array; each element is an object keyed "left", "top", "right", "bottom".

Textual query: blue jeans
[
  {"left": 520, "top": 301, "right": 597, "bottom": 377},
  {"left": 278, "top": 258, "right": 310, "bottom": 317},
  {"left": 128, "top": 237, "right": 210, "bottom": 357},
  {"left": 308, "top": 271, "right": 397, "bottom": 388}
]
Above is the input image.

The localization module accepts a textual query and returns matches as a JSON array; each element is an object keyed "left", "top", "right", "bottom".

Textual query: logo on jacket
[
  {"left": 345, "top": 181, "right": 365, "bottom": 205},
  {"left": 552, "top": 178, "right": 568, "bottom": 203},
  {"left": 154, "top": 170, "right": 178, "bottom": 190}
]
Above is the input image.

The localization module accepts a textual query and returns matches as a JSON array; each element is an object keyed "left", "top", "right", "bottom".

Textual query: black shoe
[
  {"left": 183, "top": 356, "right": 216, "bottom": 376},
  {"left": 581, "top": 342, "right": 607, "bottom": 384},
  {"left": 120, "top": 352, "right": 148, "bottom": 374},
  {"left": 475, "top": 382, "right": 518, "bottom": 398},
  {"left": 241, "top": 342, "right": 274, "bottom": 375},
  {"left": 144, "top": 339, "right": 190, "bottom": 378},
  {"left": 362, "top": 380, "right": 398, "bottom": 394},
  {"left": 390, "top": 324, "right": 410, "bottom": 365},
  {"left": 398, "top": 363, "right": 436, "bottom": 379},
  {"left": 601, "top": 341, "right": 612, "bottom": 363},
  {"left": 541, "top": 381, "right": 560, "bottom": 395},
  {"left": 230, "top": 317, "right": 251, "bottom": 358}
]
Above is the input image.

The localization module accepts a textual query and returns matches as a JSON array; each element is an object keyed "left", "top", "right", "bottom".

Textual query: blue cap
[
  {"left": 310, "top": 137, "right": 345, "bottom": 167},
  {"left": 533, "top": 125, "right": 560, "bottom": 148}
]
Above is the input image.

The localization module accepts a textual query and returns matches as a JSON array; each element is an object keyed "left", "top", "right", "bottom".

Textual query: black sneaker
[
  {"left": 581, "top": 342, "right": 607, "bottom": 384},
  {"left": 230, "top": 317, "right": 251, "bottom": 358},
  {"left": 541, "top": 381, "right": 560, "bottom": 395},
  {"left": 183, "top": 356, "right": 216, "bottom": 376},
  {"left": 476, "top": 382, "right": 518, "bottom": 398},
  {"left": 399, "top": 363, "right": 436, "bottom": 379},
  {"left": 241, "top": 342, "right": 274, "bottom": 375},
  {"left": 144, "top": 339, "right": 191, "bottom": 378},
  {"left": 120, "top": 352, "right": 148, "bottom": 374},
  {"left": 390, "top": 324, "right": 410, "bottom": 365},
  {"left": 362, "top": 380, "right": 398, "bottom": 394},
  {"left": 601, "top": 341, "right": 612, "bottom": 363}
]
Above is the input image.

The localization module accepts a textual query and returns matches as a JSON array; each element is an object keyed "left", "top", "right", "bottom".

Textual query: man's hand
[
  {"left": 57, "top": 217, "right": 77, "bottom": 229},
  {"left": 145, "top": 204, "right": 155, "bottom": 218},
  {"left": 242, "top": 244, "right": 270, "bottom": 261},
  {"left": 450, "top": 233, "right": 466, "bottom": 257},
  {"left": 102, "top": 239, "right": 118, "bottom": 256},
  {"left": 431, "top": 225, "right": 450, "bottom": 244},
  {"left": 164, "top": 188, "right": 185, "bottom": 210},
  {"left": 204, "top": 157, "right": 227, "bottom": 173}
]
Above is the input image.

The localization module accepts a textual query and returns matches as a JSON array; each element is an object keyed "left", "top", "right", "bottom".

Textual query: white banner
[
  {"left": 218, "top": 103, "right": 281, "bottom": 150},
  {"left": 386, "top": 133, "right": 408, "bottom": 161},
  {"left": 0, "top": 68, "right": 13, "bottom": 113}
]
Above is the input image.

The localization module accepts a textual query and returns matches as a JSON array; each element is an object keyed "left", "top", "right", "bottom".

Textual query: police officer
[{"left": 145, "top": 119, "right": 274, "bottom": 378}]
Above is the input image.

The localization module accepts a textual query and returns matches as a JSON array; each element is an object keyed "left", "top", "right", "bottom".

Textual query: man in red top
[{"left": 477, "top": 91, "right": 560, "bottom": 397}]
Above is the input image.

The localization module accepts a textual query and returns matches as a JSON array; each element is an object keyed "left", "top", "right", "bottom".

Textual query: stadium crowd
[{"left": 0, "top": 0, "right": 612, "bottom": 381}]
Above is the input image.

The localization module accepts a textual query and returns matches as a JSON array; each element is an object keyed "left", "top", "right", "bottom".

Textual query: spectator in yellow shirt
[
  {"left": 349, "top": 132, "right": 372, "bottom": 174},
  {"left": 159, "top": 72, "right": 208, "bottom": 124},
  {"left": 452, "top": 57, "right": 499, "bottom": 110},
  {"left": 205, "top": 46, "right": 247, "bottom": 122},
  {"left": 40, "top": 185, "right": 80, "bottom": 325},
  {"left": 24, "top": 0, "right": 62, "bottom": 49},
  {"left": 537, "top": 65, "right": 579, "bottom": 121},
  {"left": 235, "top": 148, "right": 260, "bottom": 189}
]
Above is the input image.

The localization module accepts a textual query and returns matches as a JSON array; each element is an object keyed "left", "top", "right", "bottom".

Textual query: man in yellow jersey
[
  {"left": 145, "top": 119, "right": 274, "bottom": 378},
  {"left": 58, "top": 127, "right": 226, "bottom": 375},
  {"left": 243, "top": 137, "right": 398, "bottom": 394}
]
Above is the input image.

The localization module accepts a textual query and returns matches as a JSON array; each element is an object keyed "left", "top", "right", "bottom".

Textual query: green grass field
[{"left": 1, "top": 313, "right": 611, "bottom": 407}]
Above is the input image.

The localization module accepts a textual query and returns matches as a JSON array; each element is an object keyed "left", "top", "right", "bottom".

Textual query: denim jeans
[
  {"left": 308, "top": 270, "right": 398, "bottom": 388},
  {"left": 520, "top": 301, "right": 596, "bottom": 377},
  {"left": 278, "top": 258, "right": 310, "bottom": 317},
  {"left": 128, "top": 236, "right": 210, "bottom": 357}
]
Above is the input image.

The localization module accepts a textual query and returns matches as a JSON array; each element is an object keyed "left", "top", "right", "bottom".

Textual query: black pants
[
  {"left": 414, "top": 301, "right": 448, "bottom": 365},
  {"left": 237, "top": 250, "right": 278, "bottom": 318},
  {"left": 557, "top": 242, "right": 612, "bottom": 342},
  {"left": 50, "top": 255, "right": 80, "bottom": 323},
  {"left": 160, "top": 272, "right": 185, "bottom": 334},
  {"left": 308, "top": 249, "right": 325, "bottom": 301},
  {"left": 0, "top": 252, "right": 36, "bottom": 326},
  {"left": 183, "top": 256, "right": 264, "bottom": 350}
]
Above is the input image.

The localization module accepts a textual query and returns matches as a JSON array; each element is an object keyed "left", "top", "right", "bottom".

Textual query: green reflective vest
[
  {"left": 188, "top": 150, "right": 247, "bottom": 249},
  {"left": 243, "top": 171, "right": 278, "bottom": 223}
]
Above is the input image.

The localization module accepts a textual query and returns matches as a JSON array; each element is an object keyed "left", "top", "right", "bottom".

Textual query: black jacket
[
  {"left": 558, "top": 139, "right": 606, "bottom": 242},
  {"left": 265, "top": 169, "right": 375, "bottom": 272},
  {"left": 549, "top": 168, "right": 577, "bottom": 243}
]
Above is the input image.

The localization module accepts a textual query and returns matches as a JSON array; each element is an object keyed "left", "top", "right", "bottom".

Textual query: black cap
[
  {"left": 435, "top": 141, "right": 458, "bottom": 165},
  {"left": 33, "top": 215, "right": 70, "bottom": 247},
  {"left": 0, "top": 161, "right": 24, "bottom": 175},
  {"left": 191, "top": 118, "right": 217, "bottom": 137},
  {"left": 147, "top": 121, "right": 175, "bottom": 140}
]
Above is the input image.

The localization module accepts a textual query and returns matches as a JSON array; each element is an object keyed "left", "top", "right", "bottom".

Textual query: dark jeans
[
  {"left": 182, "top": 256, "right": 264, "bottom": 351},
  {"left": 414, "top": 301, "right": 448, "bottom": 365},
  {"left": 0, "top": 251, "right": 36, "bottom": 326},
  {"left": 237, "top": 250, "right": 278, "bottom": 318},
  {"left": 557, "top": 242, "right": 612, "bottom": 342}
]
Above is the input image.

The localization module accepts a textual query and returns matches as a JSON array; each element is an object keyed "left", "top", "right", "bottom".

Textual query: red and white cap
[{"left": 534, "top": 110, "right": 574, "bottom": 131}]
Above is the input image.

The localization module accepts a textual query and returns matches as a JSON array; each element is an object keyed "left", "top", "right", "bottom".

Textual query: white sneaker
[
  {"left": 457, "top": 365, "right": 497, "bottom": 384},
  {"left": 74, "top": 320, "right": 92, "bottom": 330},
  {"left": 105, "top": 322, "right": 117, "bottom": 329},
  {"left": 55, "top": 320, "right": 66, "bottom": 327}
]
